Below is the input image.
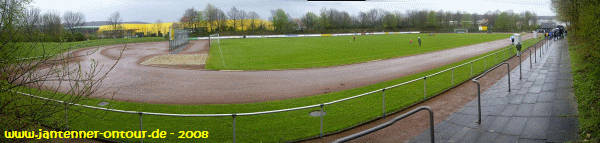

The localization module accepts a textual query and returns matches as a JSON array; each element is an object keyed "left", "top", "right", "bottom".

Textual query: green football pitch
[{"left": 206, "top": 33, "right": 511, "bottom": 70}]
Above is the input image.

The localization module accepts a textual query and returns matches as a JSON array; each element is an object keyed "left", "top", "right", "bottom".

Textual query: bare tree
[
  {"left": 228, "top": 7, "right": 240, "bottom": 31},
  {"left": 1, "top": 1, "right": 124, "bottom": 142},
  {"left": 180, "top": 8, "right": 197, "bottom": 32},
  {"left": 247, "top": 11, "right": 259, "bottom": 32},
  {"left": 301, "top": 12, "right": 319, "bottom": 30},
  {"left": 23, "top": 8, "right": 41, "bottom": 29},
  {"left": 204, "top": 4, "right": 222, "bottom": 32},
  {"left": 20, "top": 7, "right": 41, "bottom": 40},
  {"left": 41, "top": 12, "right": 62, "bottom": 42},
  {"left": 215, "top": 8, "right": 228, "bottom": 32},
  {"left": 239, "top": 10, "right": 247, "bottom": 32},
  {"left": 195, "top": 11, "right": 206, "bottom": 33},
  {"left": 62, "top": 11, "right": 85, "bottom": 34},
  {"left": 107, "top": 11, "right": 122, "bottom": 38}
]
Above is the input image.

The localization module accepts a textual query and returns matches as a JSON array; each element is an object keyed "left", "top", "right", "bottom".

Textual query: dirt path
[{"left": 43, "top": 34, "right": 532, "bottom": 104}]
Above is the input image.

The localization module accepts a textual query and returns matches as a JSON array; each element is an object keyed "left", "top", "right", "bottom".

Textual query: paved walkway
[{"left": 410, "top": 39, "right": 578, "bottom": 143}]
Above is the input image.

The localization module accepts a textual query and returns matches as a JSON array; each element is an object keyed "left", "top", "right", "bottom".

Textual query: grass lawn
[
  {"left": 3, "top": 37, "right": 542, "bottom": 142},
  {"left": 206, "top": 33, "right": 511, "bottom": 70},
  {"left": 0, "top": 37, "right": 166, "bottom": 60}
]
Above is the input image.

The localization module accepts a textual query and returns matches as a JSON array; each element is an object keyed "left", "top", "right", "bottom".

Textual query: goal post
[
  {"left": 454, "top": 28, "right": 468, "bottom": 33},
  {"left": 209, "top": 33, "right": 220, "bottom": 50},
  {"left": 209, "top": 33, "right": 226, "bottom": 67}
]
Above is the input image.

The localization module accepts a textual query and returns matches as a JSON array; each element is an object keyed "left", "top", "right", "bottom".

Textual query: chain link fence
[{"left": 168, "top": 27, "right": 189, "bottom": 54}]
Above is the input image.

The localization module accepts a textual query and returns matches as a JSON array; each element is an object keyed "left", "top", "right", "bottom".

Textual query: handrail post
[
  {"left": 470, "top": 62, "right": 473, "bottom": 76},
  {"left": 507, "top": 63, "right": 511, "bottom": 92},
  {"left": 534, "top": 45, "right": 537, "bottom": 63},
  {"left": 538, "top": 42, "right": 544, "bottom": 58},
  {"left": 232, "top": 114, "right": 237, "bottom": 143},
  {"left": 472, "top": 62, "right": 511, "bottom": 124},
  {"left": 451, "top": 68, "right": 455, "bottom": 85},
  {"left": 476, "top": 81, "right": 481, "bottom": 124},
  {"left": 484, "top": 58, "right": 487, "bottom": 69},
  {"left": 529, "top": 48, "right": 532, "bottom": 69},
  {"left": 139, "top": 112, "right": 143, "bottom": 143},
  {"left": 541, "top": 40, "right": 544, "bottom": 55},
  {"left": 429, "top": 108, "right": 435, "bottom": 143},
  {"left": 332, "top": 106, "right": 435, "bottom": 143},
  {"left": 64, "top": 102, "right": 68, "bottom": 130},
  {"left": 519, "top": 51, "right": 522, "bottom": 80},
  {"left": 381, "top": 89, "right": 386, "bottom": 117},
  {"left": 320, "top": 104, "right": 325, "bottom": 137},
  {"left": 423, "top": 77, "right": 427, "bottom": 99},
  {"left": 504, "top": 47, "right": 508, "bottom": 59}
]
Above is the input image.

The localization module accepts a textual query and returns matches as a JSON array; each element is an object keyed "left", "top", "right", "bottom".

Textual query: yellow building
[
  {"left": 98, "top": 23, "right": 173, "bottom": 37},
  {"left": 97, "top": 19, "right": 274, "bottom": 37}
]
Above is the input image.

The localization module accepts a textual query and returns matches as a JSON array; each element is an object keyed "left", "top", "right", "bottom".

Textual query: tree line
[
  {"left": 181, "top": 4, "right": 540, "bottom": 36},
  {"left": 2, "top": 5, "right": 127, "bottom": 42},
  {"left": 6, "top": 6, "right": 88, "bottom": 42}
]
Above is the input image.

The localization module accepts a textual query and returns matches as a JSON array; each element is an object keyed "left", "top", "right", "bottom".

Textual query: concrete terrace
[{"left": 410, "top": 39, "right": 578, "bottom": 143}]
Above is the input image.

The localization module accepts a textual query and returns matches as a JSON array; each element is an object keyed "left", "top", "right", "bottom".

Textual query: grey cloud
[{"left": 31, "top": 0, "right": 554, "bottom": 23}]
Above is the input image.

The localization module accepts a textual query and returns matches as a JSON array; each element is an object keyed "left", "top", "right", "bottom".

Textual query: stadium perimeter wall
[{"left": 194, "top": 31, "right": 421, "bottom": 40}]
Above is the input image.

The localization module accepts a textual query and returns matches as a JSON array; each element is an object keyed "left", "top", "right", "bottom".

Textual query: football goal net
[
  {"left": 454, "top": 28, "right": 468, "bottom": 33},
  {"left": 209, "top": 33, "right": 226, "bottom": 67}
]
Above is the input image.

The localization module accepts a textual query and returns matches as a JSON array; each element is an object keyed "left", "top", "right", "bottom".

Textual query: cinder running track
[{"left": 46, "top": 34, "right": 531, "bottom": 104}]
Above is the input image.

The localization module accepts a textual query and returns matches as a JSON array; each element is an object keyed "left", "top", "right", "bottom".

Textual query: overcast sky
[{"left": 31, "top": 0, "right": 554, "bottom": 23}]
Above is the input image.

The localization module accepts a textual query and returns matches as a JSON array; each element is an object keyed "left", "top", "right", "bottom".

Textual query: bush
[{"left": 63, "top": 32, "right": 87, "bottom": 42}]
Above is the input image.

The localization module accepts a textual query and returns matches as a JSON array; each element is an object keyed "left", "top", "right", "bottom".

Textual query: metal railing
[
  {"left": 472, "top": 62, "right": 510, "bottom": 124},
  {"left": 10, "top": 38, "right": 547, "bottom": 143},
  {"left": 471, "top": 38, "right": 552, "bottom": 124},
  {"left": 332, "top": 106, "right": 434, "bottom": 143}
]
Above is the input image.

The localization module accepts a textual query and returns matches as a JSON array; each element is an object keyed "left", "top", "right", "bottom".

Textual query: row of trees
[
  {"left": 180, "top": 4, "right": 264, "bottom": 36},
  {"left": 180, "top": 3, "right": 540, "bottom": 35},
  {"left": 17, "top": 7, "right": 87, "bottom": 42},
  {"left": 8, "top": 5, "right": 127, "bottom": 42}
]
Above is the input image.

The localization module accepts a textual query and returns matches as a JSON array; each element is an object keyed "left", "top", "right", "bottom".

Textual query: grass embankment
[
  {"left": 1, "top": 37, "right": 166, "bottom": 59},
  {"left": 206, "top": 33, "right": 510, "bottom": 70},
  {"left": 552, "top": 0, "right": 600, "bottom": 140},
  {"left": 569, "top": 43, "right": 600, "bottom": 142},
  {"left": 3, "top": 36, "right": 542, "bottom": 142}
]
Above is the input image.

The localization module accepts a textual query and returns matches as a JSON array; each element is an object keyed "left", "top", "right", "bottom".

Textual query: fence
[
  {"left": 330, "top": 38, "right": 552, "bottom": 143},
  {"left": 195, "top": 31, "right": 421, "bottom": 40},
  {"left": 168, "top": 29, "right": 189, "bottom": 54},
  {"left": 10, "top": 37, "right": 549, "bottom": 142},
  {"left": 333, "top": 106, "right": 434, "bottom": 143},
  {"left": 471, "top": 38, "right": 552, "bottom": 125}
]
